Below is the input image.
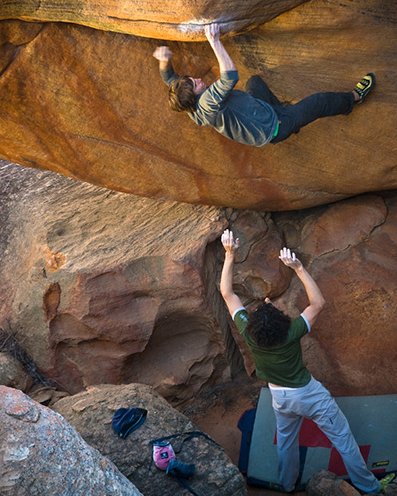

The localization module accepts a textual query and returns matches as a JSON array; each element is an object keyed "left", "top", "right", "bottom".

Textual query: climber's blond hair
[{"left": 168, "top": 77, "right": 196, "bottom": 112}]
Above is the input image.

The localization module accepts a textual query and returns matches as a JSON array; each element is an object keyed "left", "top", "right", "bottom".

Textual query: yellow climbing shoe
[{"left": 354, "top": 73, "right": 376, "bottom": 103}]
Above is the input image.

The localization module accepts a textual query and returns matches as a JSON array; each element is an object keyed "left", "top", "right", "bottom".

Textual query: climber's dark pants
[{"left": 245, "top": 75, "right": 355, "bottom": 144}]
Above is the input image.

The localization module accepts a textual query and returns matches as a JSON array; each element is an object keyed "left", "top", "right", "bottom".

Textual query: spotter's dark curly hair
[{"left": 247, "top": 302, "right": 291, "bottom": 347}]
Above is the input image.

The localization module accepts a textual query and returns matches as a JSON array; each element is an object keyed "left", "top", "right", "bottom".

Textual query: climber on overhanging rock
[{"left": 153, "top": 23, "right": 375, "bottom": 147}]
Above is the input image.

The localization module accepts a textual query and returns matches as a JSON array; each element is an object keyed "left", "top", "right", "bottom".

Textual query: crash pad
[{"left": 242, "top": 388, "right": 397, "bottom": 490}]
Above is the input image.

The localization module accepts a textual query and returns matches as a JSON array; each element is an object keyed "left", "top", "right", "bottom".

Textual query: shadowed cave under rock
[{"left": 122, "top": 311, "right": 229, "bottom": 405}]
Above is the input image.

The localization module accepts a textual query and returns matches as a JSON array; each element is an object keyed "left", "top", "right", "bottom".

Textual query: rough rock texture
[
  {"left": 307, "top": 470, "right": 397, "bottom": 496},
  {"left": 53, "top": 382, "right": 247, "bottom": 496},
  {"left": 0, "top": 352, "right": 31, "bottom": 391},
  {"left": 215, "top": 194, "right": 397, "bottom": 395},
  {"left": 233, "top": 193, "right": 397, "bottom": 395},
  {"left": 0, "top": 0, "right": 396, "bottom": 211},
  {"left": 0, "top": 0, "right": 306, "bottom": 41},
  {"left": 272, "top": 193, "right": 397, "bottom": 396},
  {"left": 0, "top": 161, "right": 233, "bottom": 403},
  {"left": 0, "top": 386, "right": 142, "bottom": 496},
  {"left": 306, "top": 470, "right": 361, "bottom": 496},
  {"left": 28, "top": 384, "right": 70, "bottom": 406}
]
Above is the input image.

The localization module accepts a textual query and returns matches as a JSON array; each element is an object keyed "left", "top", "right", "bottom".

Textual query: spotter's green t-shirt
[{"left": 234, "top": 308, "right": 311, "bottom": 388}]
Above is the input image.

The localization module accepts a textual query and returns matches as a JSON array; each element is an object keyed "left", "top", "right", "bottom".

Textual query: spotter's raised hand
[
  {"left": 279, "top": 247, "right": 302, "bottom": 270},
  {"left": 221, "top": 229, "right": 240, "bottom": 254}
]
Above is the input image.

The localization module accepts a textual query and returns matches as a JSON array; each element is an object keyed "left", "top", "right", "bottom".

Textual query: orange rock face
[
  {"left": 0, "top": 0, "right": 306, "bottom": 41},
  {"left": 0, "top": 0, "right": 396, "bottom": 210}
]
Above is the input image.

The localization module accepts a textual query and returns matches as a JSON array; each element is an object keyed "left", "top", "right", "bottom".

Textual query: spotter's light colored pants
[{"left": 270, "top": 377, "right": 380, "bottom": 493}]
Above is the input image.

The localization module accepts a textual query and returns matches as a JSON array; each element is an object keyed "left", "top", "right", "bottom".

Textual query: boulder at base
[
  {"left": 0, "top": 352, "right": 31, "bottom": 391},
  {"left": 0, "top": 386, "right": 142, "bottom": 496},
  {"left": 306, "top": 470, "right": 361, "bottom": 496},
  {"left": 53, "top": 382, "right": 247, "bottom": 496}
]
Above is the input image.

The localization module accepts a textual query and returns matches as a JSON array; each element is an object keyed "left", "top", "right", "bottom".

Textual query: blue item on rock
[{"left": 112, "top": 407, "right": 147, "bottom": 439}]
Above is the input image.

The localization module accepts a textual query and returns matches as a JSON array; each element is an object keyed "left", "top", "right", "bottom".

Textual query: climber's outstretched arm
[
  {"left": 153, "top": 46, "right": 178, "bottom": 85},
  {"left": 220, "top": 229, "right": 243, "bottom": 317},
  {"left": 153, "top": 46, "right": 173, "bottom": 71},
  {"left": 204, "top": 24, "right": 236, "bottom": 73},
  {"left": 279, "top": 247, "right": 325, "bottom": 327}
]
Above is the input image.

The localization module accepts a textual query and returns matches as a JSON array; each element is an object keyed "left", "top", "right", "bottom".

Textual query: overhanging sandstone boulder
[
  {"left": 0, "top": 0, "right": 306, "bottom": 41},
  {"left": 0, "top": 1, "right": 396, "bottom": 211}
]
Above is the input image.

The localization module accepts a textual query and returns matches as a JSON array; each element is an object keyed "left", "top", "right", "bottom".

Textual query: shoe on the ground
[
  {"left": 378, "top": 472, "right": 396, "bottom": 493},
  {"left": 354, "top": 73, "right": 376, "bottom": 103}
]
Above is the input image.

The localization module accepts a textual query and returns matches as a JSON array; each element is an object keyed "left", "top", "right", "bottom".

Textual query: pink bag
[{"left": 152, "top": 440, "right": 176, "bottom": 470}]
